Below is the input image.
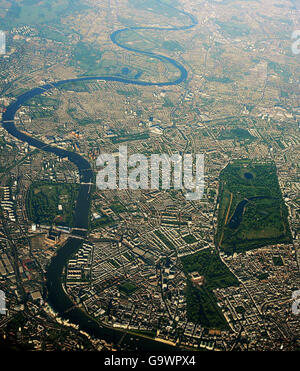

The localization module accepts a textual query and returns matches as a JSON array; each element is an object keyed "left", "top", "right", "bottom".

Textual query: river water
[{"left": 1, "top": 2, "right": 197, "bottom": 350}]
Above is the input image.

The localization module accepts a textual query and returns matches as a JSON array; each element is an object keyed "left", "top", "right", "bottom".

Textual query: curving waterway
[
  {"left": 1, "top": 2, "right": 197, "bottom": 350},
  {"left": 228, "top": 196, "right": 274, "bottom": 230}
]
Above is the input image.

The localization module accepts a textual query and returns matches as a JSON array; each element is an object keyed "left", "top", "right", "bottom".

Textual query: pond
[{"left": 244, "top": 172, "right": 254, "bottom": 180}]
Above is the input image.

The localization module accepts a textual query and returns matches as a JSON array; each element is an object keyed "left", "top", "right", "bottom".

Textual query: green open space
[
  {"left": 273, "top": 256, "right": 284, "bottom": 266},
  {"left": 116, "top": 28, "right": 184, "bottom": 56},
  {"left": 110, "top": 202, "right": 127, "bottom": 214},
  {"left": 182, "top": 234, "right": 197, "bottom": 244},
  {"left": 26, "top": 181, "right": 79, "bottom": 226},
  {"left": 215, "top": 19, "right": 251, "bottom": 38},
  {"left": 118, "top": 280, "right": 138, "bottom": 296},
  {"left": 217, "top": 128, "right": 256, "bottom": 142},
  {"left": 70, "top": 41, "right": 104, "bottom": 75},
  {"left": 70, "top": 42, "right": 144, "bottom": 79},
  {"left": 216, "top": 160, "right": 292, "bottom": 254},
  {"left": 181, "top": 249, "right": 239, "bottom": 330},
  {"left": 60, "top": 81, "right": 92, "bottom": 93},
  {"left": 90, "top": 214, "right": 115, "bottom": 229}
]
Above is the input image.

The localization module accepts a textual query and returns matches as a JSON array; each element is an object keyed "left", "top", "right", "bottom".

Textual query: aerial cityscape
[{"left": 0, "top": 0, "right": 299, "bottom": 354}]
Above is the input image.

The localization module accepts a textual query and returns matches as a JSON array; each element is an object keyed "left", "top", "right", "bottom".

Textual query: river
[{"left": 1, "top": 1, "right": 197, "bottom": 350}]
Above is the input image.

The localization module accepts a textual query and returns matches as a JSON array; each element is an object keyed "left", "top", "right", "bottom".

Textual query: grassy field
[
  {"left": 217, "top": 128, "right": 256, "bottom": 142},
  {"left": 116, "top": 28, "right": 185, "bottom": 55},
  {"left": 110, "top": 202, "right": 127, "bottom": 214},
  {"left": 182, "top": 234, "right": 197, "bottom": 244},
  {"left": 26, "top": 181, "right": 79, "bottom": 226},
  {"left": 118, "top": 281, "right": 138, "bottom": 296},
  {"left": 216, "top": 160, "right": 292, "bottom": 254},
  {"left": 90, "top": 214, "right": 115, "bottom": 229},
  {"left": 181, "top": 249, "right": 239, "bottom": 330}
]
